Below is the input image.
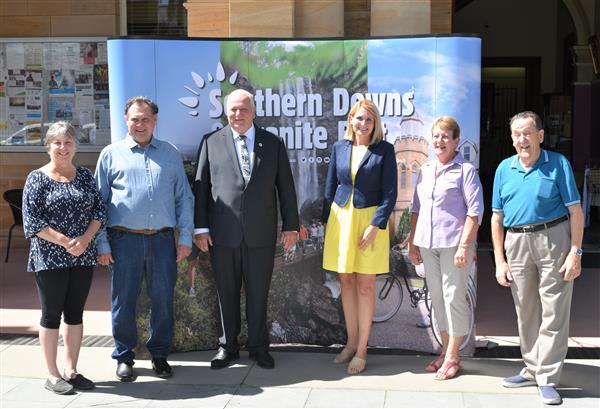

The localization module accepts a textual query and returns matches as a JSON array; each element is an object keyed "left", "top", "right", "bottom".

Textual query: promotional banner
[{"left": 108, "top": 36, "right": 481, "bottom": 355}]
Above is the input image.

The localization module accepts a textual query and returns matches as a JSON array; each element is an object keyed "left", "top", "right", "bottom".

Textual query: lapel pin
[{"left": 259, "top": 142, "right": 263, "bottom": 147}]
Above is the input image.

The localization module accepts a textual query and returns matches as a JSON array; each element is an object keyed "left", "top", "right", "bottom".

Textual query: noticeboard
[{"left": 0, "top": 38, "right": 110, "bottom": 150}]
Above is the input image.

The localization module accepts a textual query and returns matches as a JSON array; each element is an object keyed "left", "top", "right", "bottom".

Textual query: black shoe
[
  {"left": 249, "top": 351, "right": 275, "bottom": 369},
  {"left": 151, "top": 358, "right": 173, "bottom": 378},
  {"left": 210, "top": 347, "right": 239, "bottom": 369},
  {"left": 44, "top": 378, "right": 74, "bottom": 395},
  {"left": 65, "top": 373, "right": 95, "bottom": 390},
  {"left": 116, "top": 362, "right": 134, "bottom": 382}
]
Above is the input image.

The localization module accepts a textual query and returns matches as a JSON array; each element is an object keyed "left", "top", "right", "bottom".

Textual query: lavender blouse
[{"left": 411, "top": 153, "right": 484, "bottom": 249}]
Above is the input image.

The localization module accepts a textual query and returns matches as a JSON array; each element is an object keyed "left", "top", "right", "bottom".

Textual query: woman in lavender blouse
[{"left": 408, "top": 117, "right": 483, "bottom": 380}]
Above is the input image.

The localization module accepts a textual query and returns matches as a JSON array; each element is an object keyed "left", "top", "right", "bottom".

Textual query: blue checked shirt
[{"left": 94, "top": 134, "right": 194, "bottom": 254}]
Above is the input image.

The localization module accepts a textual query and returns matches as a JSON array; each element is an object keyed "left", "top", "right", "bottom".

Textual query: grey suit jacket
[{"left": 194, "top": 124, "right": 299, "bottom": 248}]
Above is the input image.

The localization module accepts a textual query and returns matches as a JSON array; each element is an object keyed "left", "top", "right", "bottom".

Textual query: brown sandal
[
  {"left": 434, "top": 358, "right": 461, "bottom": 380},
  {"left": 425, "top": 355, "right": 445, "bottom": 372}
]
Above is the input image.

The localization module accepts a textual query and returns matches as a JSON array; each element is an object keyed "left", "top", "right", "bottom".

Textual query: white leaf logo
[{"left": 180, "top": 62, "right": 239, "bottom": 117}]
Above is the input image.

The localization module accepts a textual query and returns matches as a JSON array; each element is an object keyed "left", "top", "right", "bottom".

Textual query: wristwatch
[{"left": 571, "top": 247, "right": 583, "bottom": 256}]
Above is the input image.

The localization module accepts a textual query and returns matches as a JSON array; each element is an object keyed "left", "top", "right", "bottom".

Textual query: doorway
[{"left": 477, "top": 57, "right": 541, "bottom": 243}]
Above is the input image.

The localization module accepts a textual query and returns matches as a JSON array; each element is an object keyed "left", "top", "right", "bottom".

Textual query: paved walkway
[
  {"left": 1, "top": 346, "right": 599, "bottom": 408},
  {"left": 2, "top": 239, "right": 599, "bottom": 407}
]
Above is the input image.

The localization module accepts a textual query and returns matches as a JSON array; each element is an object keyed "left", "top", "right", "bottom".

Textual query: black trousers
[
  {"left": 210, "top": 241, "right": 275, "bottom": 353},
  {"left": 34, "top": 266, "right": 94, "bottom": 329}
]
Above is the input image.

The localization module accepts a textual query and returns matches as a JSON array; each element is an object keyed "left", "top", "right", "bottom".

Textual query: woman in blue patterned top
[{"left": 22, "top": 121, "right": 106, "bottom": 395}]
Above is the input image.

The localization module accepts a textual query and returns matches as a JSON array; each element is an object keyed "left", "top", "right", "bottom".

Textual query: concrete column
[
  {"left": 571, "top": 45, "right": 595, "bottom": 83},
  {"left": 184, "top": 0, "right": 229, "bottom": 37},
  {"left": 295, "top": 0, "right": 343, "bottom": 37},
  {"left": 230, "top": 0, "right": 294, "bottom": 37}
]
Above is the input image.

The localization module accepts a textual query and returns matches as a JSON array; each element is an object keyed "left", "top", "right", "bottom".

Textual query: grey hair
[
  {"left": 509, "top": 111, "right": 543, "bottom": 130},
  {"left": 124, "top": 96, "right": 159, "bottom": 116},
  {"left": 226, "top": 89, "right": 256, "bottom": 111},
  {"left": 45, "top": 121, "right": 78, "bottom": 147}
]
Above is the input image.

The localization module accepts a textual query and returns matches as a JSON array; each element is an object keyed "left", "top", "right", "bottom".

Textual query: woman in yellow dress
[{"left": 322, "top": 100, "right": 397, "bottom": 374}]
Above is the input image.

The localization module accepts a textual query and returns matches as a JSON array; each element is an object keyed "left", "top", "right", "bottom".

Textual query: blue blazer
[{"left": 322, "top": 139, "right": 397, "bottom": 229}]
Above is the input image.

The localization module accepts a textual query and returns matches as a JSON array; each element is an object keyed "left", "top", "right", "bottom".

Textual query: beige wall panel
[
  {"left": 0, "top": 165, "right": 38, "bottom": 178},
  {"left": 431, "top": 0, "right": 452, "bottom": 33},
  {"left": 71, "top": 0, "right": 117, "bottom": 15},
  {"left": 0, "top": 0, "right": 28, "bottom": 16},
  {"left": 0, "top": 16, "right": 51, "bottom": 36},
  {"left": 51, "top": 15, "right": 117, "bottom": 36},
  {"left": 295, "top": 0, "right": 344, "bottom": 37},
  {"left": 371, "top": 0, "right": 430, "bottom": 36},
  {"left": 28, "top": 0, "right": 71, "bottom": 16},
  {"left": 0, "top": 178, "right": 10, "bottom": 193},
  {"left": 230, "top": 0, "right": 294, "bottom": 37},
  {"left": 0, "top": 153, "right": 98, "bottom": 170},
  {"left": 185, "top": 0, "right": 229, "bottom": 37},
  {"left": 1, "top": 152, "right": 48, "bottom": 166}
]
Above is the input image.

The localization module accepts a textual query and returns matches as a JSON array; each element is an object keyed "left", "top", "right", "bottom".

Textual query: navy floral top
[{"left": 22, "top": 167, "right": 107, "bottom": 272}]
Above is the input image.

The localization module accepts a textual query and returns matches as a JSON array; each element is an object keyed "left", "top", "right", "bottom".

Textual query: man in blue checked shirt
[
  {"left": 491, "top": 111, "right": 584, "bottom": 405},
  {"left": 95, "top": 96, "right": 194, "bottom": 382}
]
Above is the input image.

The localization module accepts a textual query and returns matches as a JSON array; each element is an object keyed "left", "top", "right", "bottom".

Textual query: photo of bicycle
[{"left": 369, "top": 207, "right": 478, "bottom": 353}]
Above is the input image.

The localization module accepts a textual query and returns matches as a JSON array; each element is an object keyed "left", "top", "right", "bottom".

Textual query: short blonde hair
[
  {"left": 344, "top": 99, "right": 384, "bottom": 145},
  {"left": 431, "top": 116, "right": 460, "bottom": 140},
  {"left": 44, "top": 121, "right": 78, "bottom": 147}
]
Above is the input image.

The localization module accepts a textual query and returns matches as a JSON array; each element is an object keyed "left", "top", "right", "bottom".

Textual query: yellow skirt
[{"left": 322, "top": 200, "right": 390, "bottom": 274}]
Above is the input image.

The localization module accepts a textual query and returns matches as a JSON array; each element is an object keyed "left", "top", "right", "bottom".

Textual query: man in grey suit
[{"left": 194, "top": 89, "right": 299, "bottom": 369}]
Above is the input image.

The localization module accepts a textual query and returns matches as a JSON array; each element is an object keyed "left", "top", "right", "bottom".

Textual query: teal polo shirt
[{"left": 492, "top": 150, "right": 580, "bottom": 227}]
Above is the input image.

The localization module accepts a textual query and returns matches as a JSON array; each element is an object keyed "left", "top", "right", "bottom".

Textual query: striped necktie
[{"left": 239, "top": 134, "right": 251, "bottom": 184}]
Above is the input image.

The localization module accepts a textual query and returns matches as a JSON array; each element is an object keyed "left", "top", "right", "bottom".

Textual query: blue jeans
[{"left": 108, "top": 228, "right": 177, "bottom": 364}]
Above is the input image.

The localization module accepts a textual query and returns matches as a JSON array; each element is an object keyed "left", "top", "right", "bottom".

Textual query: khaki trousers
[
  {"left": 421, "top": 245, "right": 475, "bottom": 337},
  {"left": 505, "top": 220, "right": 573, "bottom": 386}
]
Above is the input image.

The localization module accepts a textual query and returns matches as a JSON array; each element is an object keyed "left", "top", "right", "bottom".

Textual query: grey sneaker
[
  {"left": 539, "top": 385, "right": 562, "bottom": 405},
  {"left": 502, "top": 374, "right": 537, "bottom": 388},
  {"left": 44, "top": 378, "right": 74, "bottom": 395}
]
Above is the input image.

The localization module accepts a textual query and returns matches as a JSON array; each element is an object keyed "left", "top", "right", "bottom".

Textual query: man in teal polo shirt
[{"left": 491, "top": 111, "right": 584, "bottom": 405}]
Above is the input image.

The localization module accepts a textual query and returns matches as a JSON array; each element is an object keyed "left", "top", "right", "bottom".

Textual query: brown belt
[{"left": 110, "top": 226, "right": 172, "bottom": 235}]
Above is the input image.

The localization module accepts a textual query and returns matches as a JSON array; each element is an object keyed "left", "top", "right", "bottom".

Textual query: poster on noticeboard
[{"left": 0, "top": 40, "right": 109, "bottom": 146}]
